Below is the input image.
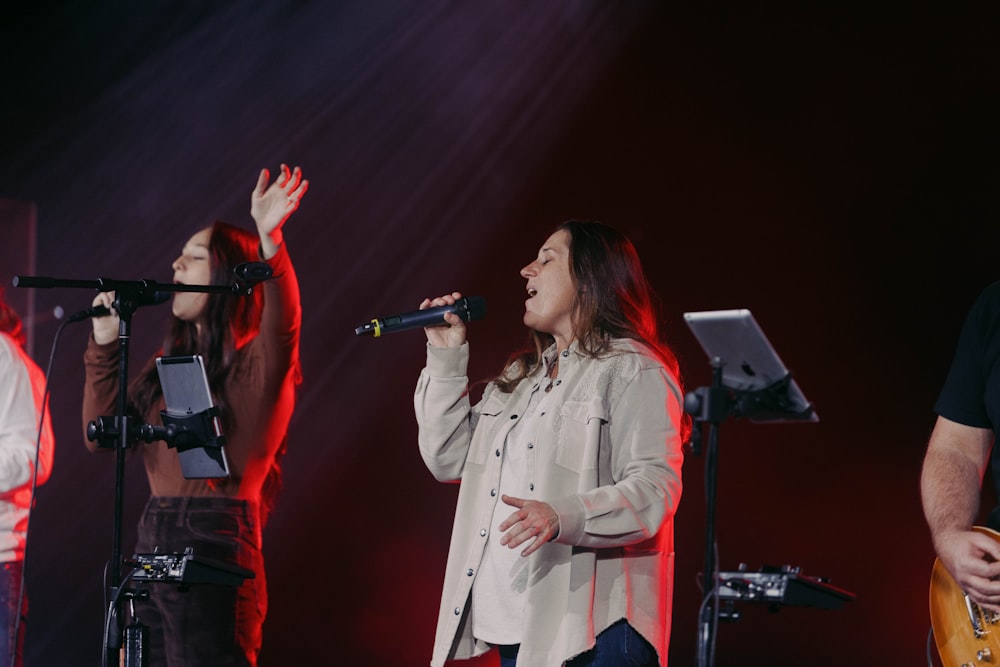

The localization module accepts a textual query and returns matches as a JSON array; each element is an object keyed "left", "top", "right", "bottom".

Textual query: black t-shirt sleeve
[{"left": 935, "top": 283, "right": 1000, "bottom": 430}]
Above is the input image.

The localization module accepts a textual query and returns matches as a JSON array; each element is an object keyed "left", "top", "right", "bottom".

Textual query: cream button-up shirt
[{"left": 415, "top": 338, "right": 683, "bottom": 667}]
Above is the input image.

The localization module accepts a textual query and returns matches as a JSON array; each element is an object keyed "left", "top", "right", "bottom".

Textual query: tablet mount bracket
[
  {"left": 685, "top": 366, "right": 815, "bottom": 455},
  {"left": 87, "top": 407, "right": 226, "bottom": 453}
]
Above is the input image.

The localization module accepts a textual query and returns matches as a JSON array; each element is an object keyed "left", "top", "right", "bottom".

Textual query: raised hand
[{"left": 250, "top": 164, "right": 309, "bottom": 259}]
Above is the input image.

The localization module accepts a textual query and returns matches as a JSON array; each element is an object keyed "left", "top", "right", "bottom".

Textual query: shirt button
[
  {"left": 480, "top": 529, "right": 487, "bottom": 537},
  {"left": 555, "top": 380, "right": 562, "bottom": 386},
  {"left": 529, "top": 483, "right": 535, "bottom": 491},
  {"left": 466, "top": 568, "right": 474, "bottom": 576},
  {"left": 490, "top": 488, "right": 497, "bottom": 497},
  {"left": 510, "top": 414, "right": 518, "bottom": 420},
  {"left": 495, "top": 449, "right": 501, "bottom": 457},
  {"left": 454, "top": 607, "right": 462, "bottom": 615},
  {"left": 527, "top": 443, "right": 534, "bottom": 450},
  {"left": 562, "top": 350, "right": 569, "bottom": 358},
  {"left": 539, "top": 411, "right": 546, "bottom": 416}
]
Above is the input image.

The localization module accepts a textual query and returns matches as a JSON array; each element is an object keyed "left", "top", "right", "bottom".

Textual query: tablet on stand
[{"left": 155, "top": 355, "right": 230, "bottom": 479}]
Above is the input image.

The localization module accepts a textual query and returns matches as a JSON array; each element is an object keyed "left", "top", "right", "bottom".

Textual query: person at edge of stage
[
  {"left": 81, "top": 164, "right": 307, "bottom": 666},
  {"left": 0, "top": 291, "right": 55, "bottom": 667},
  {"left": 414, "top": 220, "right": 686, "bottom": 667},
  {"left": 922, "top": 281, "right": 1000, "bottom": 614}
]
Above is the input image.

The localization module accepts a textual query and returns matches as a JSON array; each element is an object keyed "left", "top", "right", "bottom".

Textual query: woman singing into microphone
[
  {"left": 415, "top": 220, "right": 686, "bottom": 667},
  {"left": 82, "top": 164, "right": 307, "bottom": 667}
]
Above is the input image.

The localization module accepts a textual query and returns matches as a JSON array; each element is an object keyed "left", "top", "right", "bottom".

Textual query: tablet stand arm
[{"left": 140, "top": 408, "right": 226, "bottom": 452}]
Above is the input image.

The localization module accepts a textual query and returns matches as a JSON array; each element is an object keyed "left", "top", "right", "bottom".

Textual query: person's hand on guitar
[
  {"left": 922, "top": 417, "right": 1000, "bottom": 610},
  {"left": 936, "top": 528, "right": 1000, "bottom": 611}
]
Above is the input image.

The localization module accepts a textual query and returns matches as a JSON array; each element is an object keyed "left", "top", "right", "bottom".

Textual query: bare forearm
[
  {"left": 922, "top": 417, "right": 993, "bottom": 548},
  {"left": 922, "top": 445, "right": 982, "bottom": 545}
]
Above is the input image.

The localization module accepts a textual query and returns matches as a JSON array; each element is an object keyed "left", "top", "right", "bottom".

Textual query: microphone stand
[{"left": 12, "top": 273, "right": 258, "bottom": 667}]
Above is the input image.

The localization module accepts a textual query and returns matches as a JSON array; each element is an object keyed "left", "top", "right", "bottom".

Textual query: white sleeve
[{"left": 0, "top": 337, "right": 47, "bottom": 494}]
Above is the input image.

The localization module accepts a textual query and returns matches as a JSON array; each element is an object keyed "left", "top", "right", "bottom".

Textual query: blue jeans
[
  {"left": 0, "top": 561, "right": 26, "bottom": 667},
  {"left": 498, "top": 619, "right": 658, "bottom": 667}
]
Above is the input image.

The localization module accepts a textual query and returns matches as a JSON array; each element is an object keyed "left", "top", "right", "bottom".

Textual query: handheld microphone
[
  {"left": 68, "top": 290, "right": 171, "bottom": 322},
  {"left": 355, "top": 296, "right": 487, "bottom": 337}
]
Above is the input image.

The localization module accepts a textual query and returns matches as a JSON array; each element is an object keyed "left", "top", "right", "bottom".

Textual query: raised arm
[{"left": 246, "top": 165, "right": 306, "bottom": 377}]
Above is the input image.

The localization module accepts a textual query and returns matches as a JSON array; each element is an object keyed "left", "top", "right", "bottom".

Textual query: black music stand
[
  {"left": 13, "top": 264, "right": 268, "bottom": 667},
  {"left": 682, "top": 309, "right": 817, "bottom": 667}
]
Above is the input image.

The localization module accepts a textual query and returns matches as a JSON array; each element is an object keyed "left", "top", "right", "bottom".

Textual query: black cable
[
  {"left": 102, "top": 567, "right": 136, "bottom": 667},
  {"left": 9, "top": 316, "right": 68, "bottom": 667},
  {"left": 696, "top": 430, "right": 721, "bottom": 667},
  {"left": 696, "top": 539, "right": 721, "bottom": 667}
]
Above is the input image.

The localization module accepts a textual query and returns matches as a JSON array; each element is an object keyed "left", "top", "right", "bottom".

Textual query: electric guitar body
[{"left": 931, "top": 526, "right": 1000, "bottom": 667}]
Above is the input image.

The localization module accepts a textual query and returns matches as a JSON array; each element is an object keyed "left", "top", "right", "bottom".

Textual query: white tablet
[
  {"left": 155, "top": 355, "right": 230, "bottom": 478},
  {"left": 683, "top": 309, "right": 818, "bottom": 422}
]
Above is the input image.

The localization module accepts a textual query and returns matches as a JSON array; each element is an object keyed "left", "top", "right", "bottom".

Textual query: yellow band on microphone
[{"left": 371, "top": 319, "right": 382, "bottom": 337}]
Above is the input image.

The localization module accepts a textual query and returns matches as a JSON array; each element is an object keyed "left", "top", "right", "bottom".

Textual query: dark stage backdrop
[{"left": 2, "top": 2, "right": 999, "bottom": 665}]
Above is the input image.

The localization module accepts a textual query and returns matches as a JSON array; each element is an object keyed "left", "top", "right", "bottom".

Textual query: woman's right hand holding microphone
[
  {"left": 90, "top": 292, "right": 119, "bottom": 345},
  {"left": 421, "top": 291, "right": 467, "bottom": 348}
]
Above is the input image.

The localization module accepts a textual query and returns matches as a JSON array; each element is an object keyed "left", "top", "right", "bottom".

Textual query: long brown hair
[
  {"left": 130, "top": 221, "right": 263, "bottom": 423},
  {"left": 495, "top": 220, "right": 682, "bottom": 393}
]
